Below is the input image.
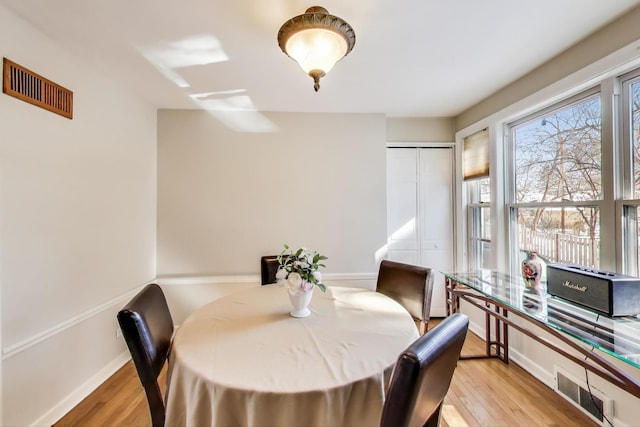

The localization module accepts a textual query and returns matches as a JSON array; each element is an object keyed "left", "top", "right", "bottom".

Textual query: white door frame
[
  {"left": 386, "top": 141, "right": 457, "bottom": 266},
  {"left": 386, "top": 142, "right": 457, "bottom": 317}
]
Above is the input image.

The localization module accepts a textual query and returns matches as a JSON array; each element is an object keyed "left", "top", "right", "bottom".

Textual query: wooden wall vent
[{"left": 3, "top": 58, "right": 73, "bottom": 119}]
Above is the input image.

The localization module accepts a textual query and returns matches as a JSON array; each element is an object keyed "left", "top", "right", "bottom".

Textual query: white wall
[
  {"left": 456, "top": 4, "right": 640, "bottom": 131},
  {"left": 0, "top": 5, "right": 157, "bottom": 426},
  {"left": 157, "top": 110, "right": 387, "bottom": 278},
  {"left": 387, "top": 117, "right": 454, "bottom": 142}
]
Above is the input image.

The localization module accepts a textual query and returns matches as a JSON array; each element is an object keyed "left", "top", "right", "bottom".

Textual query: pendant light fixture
[{"left": 277, "top": 6, "right": 355, "bottom": 92}]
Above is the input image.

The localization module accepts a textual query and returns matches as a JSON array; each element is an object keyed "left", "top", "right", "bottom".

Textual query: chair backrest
[
  {"left": 376, "top": 260, "right": 434, "bottom": 328},
  {"left": 117, "top": 283, "right": 174, "bottom": 427},
  {"left": 261, "top": 255, "right": 280, "bottom": 285},
  {"left": 380, "top": 313, "right": 469, "bottom": 427}
]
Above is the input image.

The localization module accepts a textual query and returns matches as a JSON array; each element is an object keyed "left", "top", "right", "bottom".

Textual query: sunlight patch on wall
[
  {"left": 376, "top": 218, "right": 418, "bottom": 263},
  {"left": 137, "top": 34, "right": 275, "bottom": 132},
  {"left": 190, "top": 90, "right": 277, "bottom": 133},
  {"left": 191, "top": 90, "right": 253, "bottom": 110},
  {"left": 375, "top": 244, "right": 388, "bottom": 264},
  {"left": 389, "top": 218, "right": 416, "bottom": 241}
]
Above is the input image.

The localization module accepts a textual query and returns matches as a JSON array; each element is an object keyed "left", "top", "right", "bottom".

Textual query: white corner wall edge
[
  {"left": 464, "top": 304, "right": 554, "bottom": 384},
  {"left": 2, "top": 286, "right": 145, "bottom": 360},
  {"left": 32, "top": 352, "right": 131, "bottom": 427},
  {"left": 2, "top": 283, "right": 149, "bottom": 427},
  {"left": 1, "top": 272, "right": 381, "bottom": 355},
  {"left": 507, "top": 347, "right": 555, "bottom": 388},
  {"left": 466, "top": 305, "right": 585, "bottom": 389}
]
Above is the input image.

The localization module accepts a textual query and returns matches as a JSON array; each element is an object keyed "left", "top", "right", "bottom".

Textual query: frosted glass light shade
[
  {"left": 285, "top": 28, "right": 348, "bottom": 75},
  {"left": 278, "top": 6, "right": 355, "bottom": 91}
]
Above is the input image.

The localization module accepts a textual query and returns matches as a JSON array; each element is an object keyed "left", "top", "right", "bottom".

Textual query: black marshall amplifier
[{"left": 546, "top": 263, "right": 640, "bottom": 317}]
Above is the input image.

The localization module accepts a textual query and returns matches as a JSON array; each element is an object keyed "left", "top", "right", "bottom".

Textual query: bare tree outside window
[
  {"left": 512, "top": 94, "right": 601, "bottom": 267},
  {"left": 632, "top": 81, "right": 640, "bottom": 198},
  {"left": 625, "top": 79, "right": 640, "bottom": 274}
]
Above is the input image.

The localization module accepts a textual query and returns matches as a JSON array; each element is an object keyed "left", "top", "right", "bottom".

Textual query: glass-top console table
[{"left": 443, "top": 270, "right": 640, "bottom": 398}]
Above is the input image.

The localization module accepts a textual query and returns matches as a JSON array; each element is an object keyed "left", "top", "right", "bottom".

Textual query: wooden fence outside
[{"left": 520, "top": 228, "right": 599, "bottom": 267}]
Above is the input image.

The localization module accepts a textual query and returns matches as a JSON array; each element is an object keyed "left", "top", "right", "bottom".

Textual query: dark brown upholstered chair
[
  {"left": 380, "top": 313, "right": 469, "bottom": 427},
  {"left": 117, "top": 283, "right": 174, "bottom": 427},
  {"left": 261, "top": 255, "right": 280, "bottom": 285},
  {"left": 376, "top": 259, "right": 434, "bottom": 334}
]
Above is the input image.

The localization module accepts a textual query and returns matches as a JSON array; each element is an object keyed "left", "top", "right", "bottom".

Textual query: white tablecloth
[{"left": 165, "top": 285, "right": 420, "bottom": 427}]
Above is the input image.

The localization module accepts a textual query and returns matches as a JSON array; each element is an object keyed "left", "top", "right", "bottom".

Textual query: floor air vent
[
  {"left": 2, "top": 58, "right": 73, "bottom": 119},
  {"left": 555, "top": 369, "right": 612, "bottom": 424}
]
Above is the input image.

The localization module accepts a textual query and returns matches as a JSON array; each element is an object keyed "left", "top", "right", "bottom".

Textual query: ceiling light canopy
[{"left": 278, "top": 6, "right": 355, "bottom": 92}]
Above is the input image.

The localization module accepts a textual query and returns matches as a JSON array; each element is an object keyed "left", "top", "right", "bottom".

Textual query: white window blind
[{"left": 463, "top": 128, "right": 489, "bottom": 180}]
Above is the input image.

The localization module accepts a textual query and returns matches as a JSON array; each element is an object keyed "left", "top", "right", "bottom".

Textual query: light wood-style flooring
[{"left": 54, "top": 321, "right": 597, "bottom": 427}]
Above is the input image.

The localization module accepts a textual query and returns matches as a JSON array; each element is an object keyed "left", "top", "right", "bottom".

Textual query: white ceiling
[{"left": 3, "top": 0, "right": 640, "bottom": 117}]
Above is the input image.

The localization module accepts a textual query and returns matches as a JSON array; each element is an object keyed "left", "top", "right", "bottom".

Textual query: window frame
[
  {"left": 505, "top": 87, "right": 606, "bottom": 271},
  {"left": 467, "top": 177, "right": 491, "bottom": 270},
  {"left": 456, "top": 48, "right": 640, "bottom": 277},
  {"left": 618, "top": 67, "right": 640, "bottom": 274}
]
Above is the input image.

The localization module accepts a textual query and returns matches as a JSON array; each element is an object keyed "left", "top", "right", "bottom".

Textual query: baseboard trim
[
  {"left": 466, "top": 315, "right": 555, "bottom": 389},
  {"left": 509, "top": 347, "right": 555, "bottom": 388},
  {"left": 156, "top": 275, "right": 258, "bottom": 286},
  {"left": 31, "top": 352, "right": 130, "bottom": 427},
  {"left": 467, "top": 317, "right": 484, "bottom": 339},
  {"left": 4, "top": 273, "right": 377, "bottom": 359},
  {"left": 2, "top": 283, "right": 150, "bottom": 360}
]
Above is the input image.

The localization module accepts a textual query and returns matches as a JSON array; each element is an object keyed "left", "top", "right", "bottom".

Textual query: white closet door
[
  {"left": 418, "top": 148, "right": 454, "bottom": 317},
  {"left": 386, "top": 148, "right": 418, "bottom": 265},
  {"left": 386, "top": 147, "right": 454, "bottom": 317}
]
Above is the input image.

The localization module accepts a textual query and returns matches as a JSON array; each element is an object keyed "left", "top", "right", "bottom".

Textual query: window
[
  {"left": 508, "top": 90, "right": 602, "bottom": 269},
  {"left": 461, "top": 62, "right": 640, "bottom": 276},
  {"left": 464, "top": 128, "right": 491, "bottom": 270},
  {"left": 627, "top": 74, "right": 640, "bottom": 199},
  {"left": 621, "top": 69, "right": 640, "bottom": 275},
  {"left": 468, "top": 177, "right": 491, "bottom": 270}
]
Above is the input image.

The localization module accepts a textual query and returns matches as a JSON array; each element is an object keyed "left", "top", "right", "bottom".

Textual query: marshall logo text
[{"left": 561, "top": 280, "right": 587, "bottom": 292}]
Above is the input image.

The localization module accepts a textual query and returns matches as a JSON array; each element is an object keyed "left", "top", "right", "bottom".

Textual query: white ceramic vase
[
  {"left": 521, "top": 251, "right": 542, "bottom": 289},
  {"left": 288, "top": 288, "right": 313, "bottom": 318}
]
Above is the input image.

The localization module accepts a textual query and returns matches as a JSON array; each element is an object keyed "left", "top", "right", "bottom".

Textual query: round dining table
[{"left": 164, "top": 285, "right": 420, "bottom": 427}]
